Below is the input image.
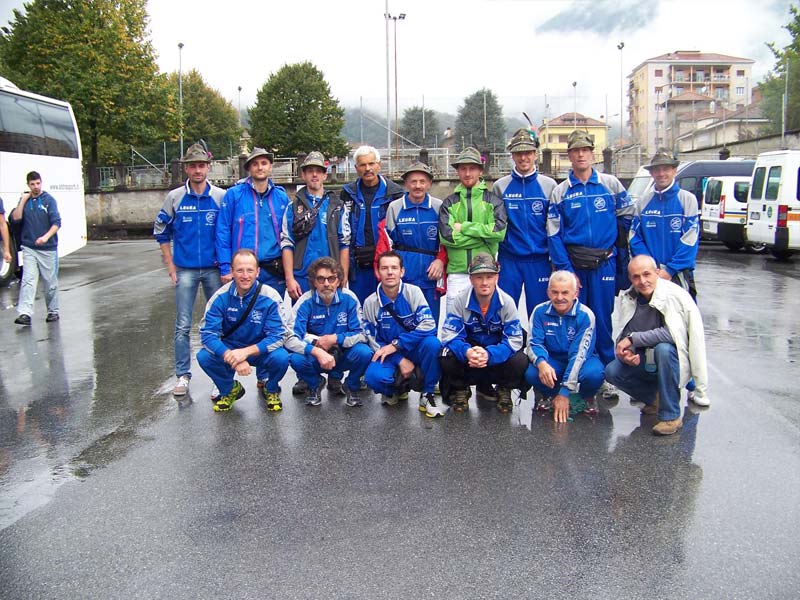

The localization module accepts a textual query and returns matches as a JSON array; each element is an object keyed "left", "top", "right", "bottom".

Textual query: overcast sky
[{"left": 1, "top": 0, "right": 795, "bottom": 125}]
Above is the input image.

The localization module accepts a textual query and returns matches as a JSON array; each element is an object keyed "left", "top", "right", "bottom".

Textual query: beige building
[
  {"left": 628, "top": 50, "right": 754, "bottom": 155},
  {"left": 541, "top": 112, "right": 608, "bottom": 175}
]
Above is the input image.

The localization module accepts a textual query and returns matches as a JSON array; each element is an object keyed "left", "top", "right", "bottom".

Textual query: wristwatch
[{"left": 391, "top": 339, "right": 400, "bottom": 348}]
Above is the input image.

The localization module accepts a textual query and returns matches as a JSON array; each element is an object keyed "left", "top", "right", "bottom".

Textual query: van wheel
[
  {"left": 745, "top": 242, "right": 768, "bottom": 254},
  {"left": 723, "top": 241, "right": 744, "bottom": 251},
  {"left": 770, "top": 249, "right": 794, "bottom": 261}
]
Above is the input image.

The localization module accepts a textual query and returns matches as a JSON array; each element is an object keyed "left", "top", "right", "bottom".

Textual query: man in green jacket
[{"left": 439, "top": 147, "right": 507, "bottom": 315}]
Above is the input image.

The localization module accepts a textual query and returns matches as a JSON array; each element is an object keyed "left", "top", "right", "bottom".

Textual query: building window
[
  {"left": 736, "top": 86, "right": 745, "bottom": 95},
  {"left": 736, "top": 69, "right": 745, "bottom": 77},
  {"left": 655, "top": 69, "right": 663, "bottom": 77},
  {"left": 675, "top": 70, "right": 685, "bottom": 82},
  {"left": 675, "top": 87, "right": 684, "bottom": 94}
]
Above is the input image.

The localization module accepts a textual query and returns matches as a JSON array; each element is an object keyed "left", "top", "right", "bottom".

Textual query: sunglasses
[{"left": 315, "top": 275, "right": 338, "bottom": 284}]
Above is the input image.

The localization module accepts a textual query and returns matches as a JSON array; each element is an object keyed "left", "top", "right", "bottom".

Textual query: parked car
[
  {"left": 701, "top": 176, "right": 765, "bottom": 251},
  {"left": 746, "top": 150, "right": 800, "bottom": 260}
]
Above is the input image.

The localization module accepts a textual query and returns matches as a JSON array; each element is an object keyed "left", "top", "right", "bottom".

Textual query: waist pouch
[
  {"left": 258, "top": 257, "right": 285, "bottom": 277},
  {"left": 353, "top": 245, "right": 376, "bottom": 268},
  {"left": 291, "top": 203, "right": 320, "bottom": 241},
  {"left": 566, "top": 244, "right": 613, "bottom": 270}
]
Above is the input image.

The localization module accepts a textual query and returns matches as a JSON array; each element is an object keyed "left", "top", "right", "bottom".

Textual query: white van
[
  {"left": 746, "top": 150, "right": 800, "bottom": 260},
  {"left": 701, "top": 176, "right": 759, "bottom": 250}
]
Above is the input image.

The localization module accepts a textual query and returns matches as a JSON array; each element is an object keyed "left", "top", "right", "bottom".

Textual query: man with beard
[{"left": 285, "top": 257, "right": 373, "bottom": 407}]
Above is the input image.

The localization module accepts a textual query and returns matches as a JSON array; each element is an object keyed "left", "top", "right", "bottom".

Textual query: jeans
[
  {"left": 604, "top": 342, "right": 681, "bottom": 421},
  {"left": 175, "top": 267, "right": 221, "bottom": 377},
  {"left": 18, "top": 246, "right": 58, "bottom": 316}
]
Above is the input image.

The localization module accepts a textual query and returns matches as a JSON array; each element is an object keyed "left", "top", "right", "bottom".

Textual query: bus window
[
  {"left": 0, "top": 91, "right": 79, "bottom": 158},
  {"left": 751, "top": 167, "right": 766, "bottom": 200},
  {"left": 765, "top": 166, "right": 782, "bottom": 200}
]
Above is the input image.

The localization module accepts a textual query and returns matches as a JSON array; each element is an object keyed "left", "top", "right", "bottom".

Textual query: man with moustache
[
  {"left": 285, "top": 257, "right": 373, "bottom": 408},
  {"left": 216, "top": 147, "right": 290, "bottom": 298},
  {"left": 340, "top": 145, "right": 404, "bottom": 304},
  {"left": 492, "top": 129, "right": 557, "bottom": 318},
  {"left": 154, "top": 142, "right": 226, "bottom": 396}
]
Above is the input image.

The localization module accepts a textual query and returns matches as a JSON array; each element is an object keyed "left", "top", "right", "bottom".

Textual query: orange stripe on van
[{"left": 788, "top": 213, "right": 800, "bottom": 222}]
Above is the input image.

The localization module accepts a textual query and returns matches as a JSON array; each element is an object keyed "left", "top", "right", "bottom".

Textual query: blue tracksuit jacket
[
  {"left": 153, "top": 181, "right": 225, "bottom": 268},
  {"left": 199, "top": 281, "right": 288, "bottom": 357},
  {"left": 528, "top": 299, "right": 598, "bottom": 396},
  {"left": 362, "top": 281, "right": 437, "bottom": 351},
  {"left": 547, "top": 170, "right": 634, "bottom": 272},
  {"left": 380, "top": 194, "right": 442, "bottom": 290},
  {"left": 341, "top": 175, "right": 404, "bottom": 248},
  {"left": 284, "top": 288, "right": 367, "bottom": 356},
  {"left": 629, "top": 180, "right": 699, "bottom": 276},
  {"left": 493, "top": 169, "right": 557, "bottom": 258},
  {"left": 216, "top": 178, "right": 290, "bottom": 276},
  {"left": 441, "top": 286, "right": 524, "bottom": 365}
]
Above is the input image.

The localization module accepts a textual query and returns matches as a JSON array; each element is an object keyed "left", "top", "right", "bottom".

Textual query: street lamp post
[
  {"left": 237, "top": 86, "right": 242, "bottom": 127},
  {"left": 572, "top": 82, "right": 577, "bottom": 127},
  {"left": 618, "top": 42, "right": 625, "bottom": 147},
  {"left": 387, "top": 12, "right": 406, "bottom": 165},
  {"left": 384, "top": 4, "right": 391, "bottom": 173},
  {"left": 178, "top": 42, "right": 184, "bottom": 159}
]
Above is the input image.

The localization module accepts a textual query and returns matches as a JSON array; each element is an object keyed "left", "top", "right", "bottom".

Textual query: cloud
[{"left": 536, "top": 0, "right": 658, "bottom": 35}]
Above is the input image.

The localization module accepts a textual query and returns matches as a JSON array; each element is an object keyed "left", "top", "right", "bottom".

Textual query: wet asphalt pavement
[{"left": 0, "top": 241, "right": 799, "bottom": 599}]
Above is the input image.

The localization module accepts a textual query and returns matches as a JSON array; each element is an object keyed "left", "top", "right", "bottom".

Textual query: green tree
[
  {"left": 760, "top": 4, "right": 800, "bottom": 133},
  {"left": 0, "top": 0, "right": 175, "bottom": 164},
  {"left": 400, "top": 106, "right": 440, "bottom": 147},
  {"left": 166, "top": 69, "right": 241, "bottom": 157},
  {"left": 250, "top": 62, "right": 348, "bottom": 158},
  {"left": 454, "top": 88, "right": 506, "bottom": 151}
]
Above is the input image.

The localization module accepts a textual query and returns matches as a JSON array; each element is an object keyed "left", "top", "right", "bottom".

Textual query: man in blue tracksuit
[
  {"left": 440, "top": 253, "right": 527, "bottom": 414},
  {"left": 216, "top": 147, "right": 290, "bottom": 298},
  {"left": 154, "top": 142, "right": 226, "bottom": 396},
  {"left": 197, "top": 249, "right": 290, "bottom": 413},
  {"left": 11, "top": 171, "right": 61, "bottom": 326},
  {"left": 340, "top": 145, "right": 404, "bottom": 304},
  {"left": 629, "top": 149, "right": 699, "bottom": 299},
  {"left": 525, "top": 270, "right": 605, "bottom": 422},
  {"left": 374, "top": 162, "right": 445, "bottom": 325},
  {"left": 493, "top": 129, "right": 557, "bottom": 318},
  {"left": 363, "top": 251, "right": 445, "bottom": 417},
  {"left": 285, "top": 257, "right": 373, "bottom": 407},
  {"left": 547, "top": 130, "right": 635, "bottom": 369}
]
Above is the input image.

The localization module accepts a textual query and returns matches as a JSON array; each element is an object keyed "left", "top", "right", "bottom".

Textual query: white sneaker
[
  {"left": 420, "top": 393, "right": 446, "bottom": 418},
  {"left": 688, "top": 391, "right": 710, "bottom": 407},
  {"left": 210, "top": 385, "right": 220, "bottom": 402},
  {"left": 173, "top": 375, "right": 190, "bottom": 396},
  {"left": 381, "top": 394, "right": 399, "bottom": 406}
]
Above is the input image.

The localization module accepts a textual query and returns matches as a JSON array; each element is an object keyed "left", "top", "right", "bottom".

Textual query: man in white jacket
[{"left": 605, "top": 255, "right": 709, "bottom": 435}]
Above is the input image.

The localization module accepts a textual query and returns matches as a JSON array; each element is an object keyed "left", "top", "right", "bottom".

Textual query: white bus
[{"left": 0, "top": 77, "right": 87, "bottom": 286}]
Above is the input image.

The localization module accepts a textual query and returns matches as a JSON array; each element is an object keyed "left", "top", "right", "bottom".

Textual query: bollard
[{"left": 541, "top": 148, "right": 553, "bottom": 175}]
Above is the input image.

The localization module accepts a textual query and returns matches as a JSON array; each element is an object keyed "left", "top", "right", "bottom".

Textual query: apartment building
[
  {"left": 628, "top": 50, "right": 754, "bottom": 155},
  {"left": 540, "top": 112, "right": 608, "bottom": 175}
]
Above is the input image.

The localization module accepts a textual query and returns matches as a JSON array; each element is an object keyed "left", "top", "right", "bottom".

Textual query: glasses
[{"left": 315, "top": 275, "right": 338, "bottom": 284}]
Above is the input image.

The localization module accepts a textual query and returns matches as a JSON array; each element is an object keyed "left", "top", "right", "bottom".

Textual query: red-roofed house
[{"left": 628, "top": 50, "right": 754, "bottom": 154}]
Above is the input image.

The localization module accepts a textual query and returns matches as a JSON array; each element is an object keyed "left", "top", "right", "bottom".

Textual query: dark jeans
[{"left": 439, "top": 349, "right": 528, "bottom": 401}]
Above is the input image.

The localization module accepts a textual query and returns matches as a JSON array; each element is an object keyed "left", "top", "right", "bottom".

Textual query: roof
[
  {"left": 630, "top": 50, "right": 755, "bottom": 76},
  {"left": 663, "top": 91, "right": 715, "bottom": 104},
  {"left": 545, "top": 112, "right": 606, "bottom": 127}
]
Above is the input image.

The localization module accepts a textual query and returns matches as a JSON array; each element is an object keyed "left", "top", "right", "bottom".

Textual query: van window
[
  {"left": 765, "top": 166, "right": 782, "bottom": 200},
  {"left": 679, "top": 176, "right": 697, "bottom": 194},
  {"left": 704, "top": 180, "right": 721, "bottom": 205},
  {"left": 733, "top": 182, "right": 749, "bottom": 202},
  {"left": 751, "top": 167, "right": 766, "bottom": 200}
]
